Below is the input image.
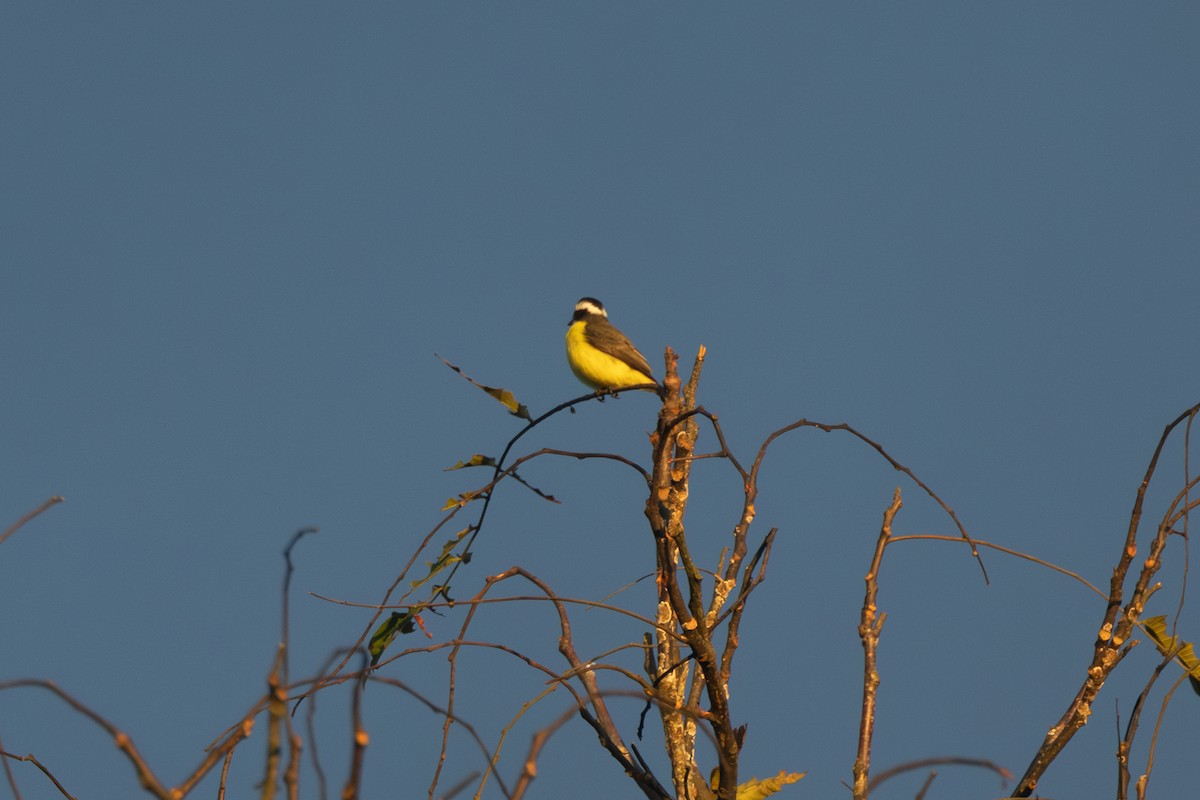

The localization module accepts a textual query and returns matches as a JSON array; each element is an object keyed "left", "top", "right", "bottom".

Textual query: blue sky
[{"left": 3, "top": 5, "right": 1199, "bottom": 798}]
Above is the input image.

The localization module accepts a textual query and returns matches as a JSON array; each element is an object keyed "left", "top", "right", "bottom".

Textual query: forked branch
[{"left": 1013, "top": 402, "right": 1200, "bottom": 796}]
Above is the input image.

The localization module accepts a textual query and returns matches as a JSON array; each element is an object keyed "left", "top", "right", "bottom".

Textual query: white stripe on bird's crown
[{"left": 575, "top": 298, "right": 607, "bottom": 317}]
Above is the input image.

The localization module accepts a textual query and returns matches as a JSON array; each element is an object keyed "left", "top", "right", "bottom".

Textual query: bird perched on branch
[{"left": 565, "top": 297, "right": 658, "bottom": 393}]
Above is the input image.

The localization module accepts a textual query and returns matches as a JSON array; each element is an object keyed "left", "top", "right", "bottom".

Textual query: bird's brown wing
[{"left": 584, "top": 318, "right": 655, "bottom": 379}]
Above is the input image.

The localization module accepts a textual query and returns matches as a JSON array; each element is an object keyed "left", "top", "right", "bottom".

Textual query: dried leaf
[{"left": 436, "top": 354, "right": 532, "bottom": 420}]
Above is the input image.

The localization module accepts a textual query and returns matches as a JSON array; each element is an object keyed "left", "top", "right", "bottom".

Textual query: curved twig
[
  {"left": 1, "top": 496, "right": 65, "bottom": 546},
  {"left": 868, "top": 756, "right": 1012, "bottom": 791}
]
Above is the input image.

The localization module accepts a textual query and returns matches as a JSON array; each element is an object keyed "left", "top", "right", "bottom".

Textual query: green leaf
[
  {"left": 436, "top": 355, "right": 532, "bottom": 420},
  {"left": 1142, "top": 615, "right": 1200, "bottom": 695},
  {"left": 369, "top": 610, "right": 416, "bottom": 665},
  {"left": 409, "top": 527, "right": 474, "bottom": 590}
]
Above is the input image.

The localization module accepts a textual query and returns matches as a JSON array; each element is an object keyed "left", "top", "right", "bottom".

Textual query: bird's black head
[{"left": 572, "top": 297, "right": 607, "bottom": 322}]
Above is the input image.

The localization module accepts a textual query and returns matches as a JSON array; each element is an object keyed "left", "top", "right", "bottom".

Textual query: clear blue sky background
[{"left": 3, "top": 5, "right": 1199, "bottom": 799}]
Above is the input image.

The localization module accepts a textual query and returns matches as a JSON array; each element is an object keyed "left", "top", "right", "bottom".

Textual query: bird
[{"left": 565, "top": 297, "right": 658, "bottom": 393}]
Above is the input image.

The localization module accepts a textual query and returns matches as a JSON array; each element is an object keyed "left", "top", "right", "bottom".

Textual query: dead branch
[{"left": 853, "top": 488, "right": 901, "bottom": 799}]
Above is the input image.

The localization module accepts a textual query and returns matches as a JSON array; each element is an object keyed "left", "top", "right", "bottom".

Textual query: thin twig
[
  {"left": 1117, "top": 646, "right": 1177, "bottom": 800},
  {"left": 0, "top": 496, "right": 65, "bottom": 545},
  {"left": 888, "top": 534, "right": 1105, "bottom": 598},
  {"left": 1137, "top": 671, "right": 1188, "bottom": 800},
  {"left": 0, "top": 751, "right": 76, "bottom": 799},
  {"left": 0, "top": 732, "right": 21, "bottom": 800},
  {"left": 753, "top": 419, "right": 989, "bottom": 582},
  {"left": 868, "top": 756, "right": 1012, "bottom": 791},
  {"left": 0, "top": 679, "right": 254, "bottom": 799},
  {"left": 342, "top": 651, "right": 369, "bottom": 800},
  {"left": 217, "top": 748, "right": 234, "bottom": 800},
  {"left": 508, "top": 706, "right": 575, "bottom": 800},
  {"left": 369, "top": 675, "right": 512, "bottom": 799}
]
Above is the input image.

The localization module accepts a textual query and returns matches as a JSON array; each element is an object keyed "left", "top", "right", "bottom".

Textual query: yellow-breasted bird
[{"left": 565, "top": 297, "right": 658, "bottom": 393}]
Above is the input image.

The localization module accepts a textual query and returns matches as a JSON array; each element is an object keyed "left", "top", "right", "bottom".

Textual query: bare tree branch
[
  {"left": 1013, "top": 402, "right": 1200, "bottom": 796},
  {"left": 853, "top": 488, "right": 902, "bottom": 800}
]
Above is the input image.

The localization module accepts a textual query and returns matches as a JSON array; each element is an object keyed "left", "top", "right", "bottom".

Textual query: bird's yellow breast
[{"left": 565, "top": 322, "right": 654, "bottom": 390}]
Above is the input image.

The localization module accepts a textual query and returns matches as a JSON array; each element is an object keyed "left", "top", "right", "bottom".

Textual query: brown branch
[
  {"left": 646, "top": 348, "right": 740, "bottom": 800},
  {"left": 646, "top": 348, "right": 697, "bottom": 800},
  {"left": 301, "top": 677, "right": 328, "bottom": 800},
  {"left": 1117, "top": 647, "right": 1178, "bottom": 800},
  {"left": 1, "top": 496, "right": 64, "bottom": 546},
  {"left": 438, "top": 771, "right": 482, "bottom": 800},
  {"left": 648, "top": 350, "right": 702, "bottom": 797},
  {"left": 0, "top": 679, "right": 254, "bottom": 799},
  {"left": 217, "top": 749, "right": 234, "bottom": 800},
  {"left": 534, "top": 449, "right": 652, "bottom": 483},
  {"left": 0, "top": 680, "right": 170, "bottom": 795},
  {"left": 509, "top": 705, "right": 576, "bottom": 800},
  {"left": 434, "top": 576, "right": 480, "bottom": 798},
  {"left": 309, "top": 504, "right": 470, "bottom": 700},
  {"left": 739, "top": 419, "right": 988, "bottom": 582},
  {"left": 717, "top": 529, "right": 776, "bottom": 688},
  {"left": 1164, "top": 490, "right": 1200, "bottom": 535},
  {"left": 369, "top": 639, "right": 594, "bottom": 698},
  {"left": 853, "top": 488, "right": 901, "bottom": 800},
  {"left": 263, "top": 645, "right": 286, "bottom": 800},
  {"left": 428, "top": 567, "right": 668, "bottom": 800},
  {"left": 913, "top": 771, "right": 937, "bottom": 800},
  {"left": 691, "top": 410, "right": 748, "bottom": 482},
  {"left": 1135, "top": 672, "right": 1188, "bottom": 800},
  {"left": 0, "top": 732, "right": 21, "bottom": 800},
  {"left": 1013, "top": 401, "right": 1200, "bottom": 796},
  {"left": 370, "top": 675, "right": 512, "bottom": 799},
  {"left": 381, "top": 642, "right": 655, "bottom": 800},
  {"left": 280, "top": 528, "right": 318, "bottom": 683},
  {"left": 0, "top": 750, "right": 76, "bottom": 799},
  {"left": 285, "top": 710, "right": 302, "bottom": 800},
  {"left": 868, "top": 756, "right": 1013, "bottom": 791},
  {"left": 431, "top": 385, "right": 655, "bottom": 612},
  {"left": 502, "top": 568, "right": 649, "bottom": 790},
  {"left": 888, "top": 534, "right": 1105, "bottom": 598},
  {"left": 341, "top": 652, "right": 369, "bottom": 800},
  {"left": 321, "top": 433, "right": 655, "bottom": 696},
  {"left": 278, "top": 528, "right": 313, "bottom": 800},
  {"left": 313, "top": 591, "right": 686, "bottom": 645}
]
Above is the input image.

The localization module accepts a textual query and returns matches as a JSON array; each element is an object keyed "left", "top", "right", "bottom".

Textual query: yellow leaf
[
  {"left": 1142, "top": 615, "right": 1200, "bottom": 694},
  {"left": 711, "top": 769, "right": 806, "bottom": 800},
  {"left": 445, "top": 454, "right": 498, "bottom": 471},
  {"left": 441, "top": 490, "right": 483, "bottom": 511}
]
